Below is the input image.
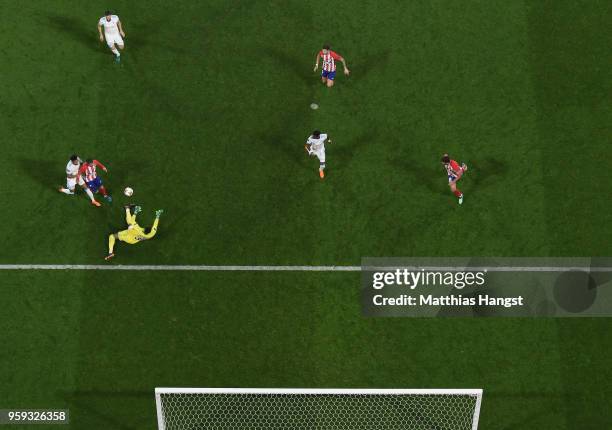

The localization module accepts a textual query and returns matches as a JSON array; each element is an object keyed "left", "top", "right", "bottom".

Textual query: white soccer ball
[{"left": 124, "top": 187, "right": 134, "bottom": 197}]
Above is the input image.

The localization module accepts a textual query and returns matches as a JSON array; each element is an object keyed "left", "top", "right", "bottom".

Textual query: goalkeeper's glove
[
  {"left": 155, "top": 209, "right": 164, "bottom": 218},
  {"left": 134, "top": 206, "right": 142, "bottom": 215}
]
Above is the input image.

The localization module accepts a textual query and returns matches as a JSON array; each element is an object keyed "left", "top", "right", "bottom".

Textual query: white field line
[
  {"left": 0, "top": 265, "right": 611, "bottom": 272},
  {"left": 0, "top": 265, "right": 361, "bottom": 271}
]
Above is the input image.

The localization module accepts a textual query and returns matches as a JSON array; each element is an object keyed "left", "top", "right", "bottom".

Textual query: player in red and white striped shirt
[
  {"left": 79, "top": 159, "right": 112, "bottom": 204},
  {"left": 58, "top": 154, "right": 101, "bottom": 206},
  {"left": 441, "top": 154, "right": 468, "bottom": 205},
  {"left": 313, "top": 44, "right": 350, "bottom": 88}
]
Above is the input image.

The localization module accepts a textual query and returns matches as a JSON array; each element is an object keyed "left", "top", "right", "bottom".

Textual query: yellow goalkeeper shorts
[{"left": 117, "top": 229, "right": 141, "bottom": 244}]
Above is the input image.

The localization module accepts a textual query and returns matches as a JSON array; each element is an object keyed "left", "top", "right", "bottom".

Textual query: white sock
[
  {"left": 85, "top": 188, "right": 95, "bottom": 202},
  {"left": 112, "top": 47, "right": 120, "bottom": 57}
]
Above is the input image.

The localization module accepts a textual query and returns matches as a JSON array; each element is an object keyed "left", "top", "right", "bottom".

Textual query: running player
[
  {"left": 98, "top": 10, "right": 126, "bottom": 63},
  {"left": 105, "top": 205, "right": 163, "bottom": 260},
  {"left": 441, "top": 154, "right": 468, "bottom": 205},
  {"left": 58, "top": 155, "right": 101, "bottom": 206},
  {"left": 79, "top": 159, "right": 112, "bottom": 203},
  {"left": 305, "top": 130, "right": 331, "bottom": 179},
  {"left": 313, "top": 45, "right": 350, "bottom": 88}
]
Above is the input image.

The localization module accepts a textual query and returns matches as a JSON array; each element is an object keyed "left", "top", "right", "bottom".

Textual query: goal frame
[{"left": 155, "top": 387, "right": 483, "bottom": 430}]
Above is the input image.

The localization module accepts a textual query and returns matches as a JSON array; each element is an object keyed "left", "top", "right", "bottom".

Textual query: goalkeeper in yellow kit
[{"left": 105, "top": 205, "right": 163, "bottom": 260}]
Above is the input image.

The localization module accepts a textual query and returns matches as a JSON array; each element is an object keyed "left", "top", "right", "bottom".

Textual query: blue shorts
[
  {"left": 321, "top": 70, "right": 336, "bottom": 80},
  {"left": 86, "top": 177, "right": 102, "bottom": 193}
]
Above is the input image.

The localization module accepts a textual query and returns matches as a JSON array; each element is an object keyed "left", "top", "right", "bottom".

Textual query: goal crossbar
[
  {"left": 155, "top": 387, "right": 483, "bottom": 430},
  {"left": 156, "top": 387, "right": 482, "bottom": 395}
]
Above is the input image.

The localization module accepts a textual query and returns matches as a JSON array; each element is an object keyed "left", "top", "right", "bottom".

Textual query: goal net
[{"left": 155, "top": 388, "right": 483, "bottom": 430}]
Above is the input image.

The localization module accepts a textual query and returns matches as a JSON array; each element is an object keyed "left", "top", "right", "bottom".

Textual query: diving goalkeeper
[{"left": 105, "top": 205, "right": 163, "bottom": 260}]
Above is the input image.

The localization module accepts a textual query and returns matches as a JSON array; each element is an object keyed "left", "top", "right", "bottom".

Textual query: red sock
[
  {"left": 99, "top": 186, "right": 108, "bottom": 196},
  {"left": 453, "top": 190, "right": 462, "bottom": 197}
]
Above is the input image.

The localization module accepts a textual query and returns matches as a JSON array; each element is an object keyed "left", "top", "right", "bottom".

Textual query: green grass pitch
[{"left": 1, "top": 0, "right": 612, "bottom": 428}]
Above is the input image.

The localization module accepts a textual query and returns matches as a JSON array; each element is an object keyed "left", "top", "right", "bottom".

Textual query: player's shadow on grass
[
  {"left": 256, "top": 130, "right": 303, "bottom": 166},
  {"left": 469, "top": 157, "right": 509, "bottom": 189},
  {"left": 353, "top": 49, "right": 391, "bottom": 81},
  {"left": 19, "top": 158, "right": 58, "bottom": 191},
  {"left": 44, "top": 14, "right": 101, "bottom": 53},
  {"left": 261, "top": 48, "right": 311, "bottom": 86},
  {"left": 390, "top": 156, "right": 444, "bottom": 194}
]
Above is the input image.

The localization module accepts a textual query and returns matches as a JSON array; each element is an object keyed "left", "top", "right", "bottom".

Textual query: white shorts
[
  {"left": 67, "top": 176, "right": 85, "bottom": 191},
  {"left": 313, "top": 148, "right": 326, "bottom": 163},
  {"left": 105, "top": 33, "right": 124, "bottom": 48}
]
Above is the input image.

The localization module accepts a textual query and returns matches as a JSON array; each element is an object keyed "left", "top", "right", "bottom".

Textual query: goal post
[{"left": 155, "top": 388, "right": 483, "bottom": 430}]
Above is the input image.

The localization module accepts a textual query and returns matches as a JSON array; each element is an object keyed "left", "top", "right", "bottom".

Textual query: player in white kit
[
  {"left": 305, "top": 130, "right": 332, "bottom": 179},
  {"left": 97, "top": 11, "right": 126, "bottom": 62},
  {"left": 58, "top": 155, "right": 101, "bottom": 207}
]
